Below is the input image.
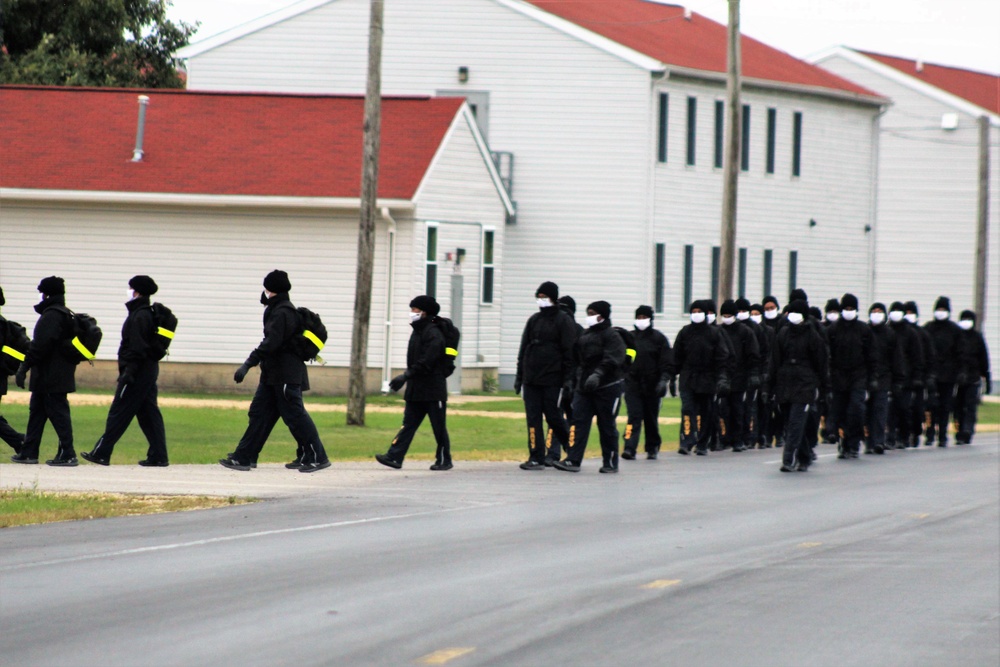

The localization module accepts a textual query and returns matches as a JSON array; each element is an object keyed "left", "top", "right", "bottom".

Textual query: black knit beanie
[
  {"left": 734, "top": 297, "right": 751, "bottom": 312},
  {"left": 409, "top": 295, "right": 440, "bottom": 317},
  {"left": 825, "top": 298, "right": 841, "bottom": 313},
  {"left": 558, "top": 295, "right": 576, "bottom": 314},
  {"left": 263, "top": 270, "right": 291, "bottom": 293},
  {"left": 129, "top": 275, "right": 158, "bottom": 296},
  {"left": 635, "top": 305, "right": 654, "bottom": 320},
  {"left": 37, "top": 276, "right": 65, "bottom": 296},
  {"left": 536, "top": 281, "right": 559, "bottom": 301},
  {"left": 934, "top": 296, "right": 951, "bottom": 312},
  {"left": 720, "top": 299, "right": 737, "bottom": 316},
  {"left": 790, "top": 288, "right": 808, "bottom": 304},
  {"left": 587, "top": 300, "right": 611, "bottom": 320},
  {"left": 840, "top": 293, "right": 859, "bottom": 310}
]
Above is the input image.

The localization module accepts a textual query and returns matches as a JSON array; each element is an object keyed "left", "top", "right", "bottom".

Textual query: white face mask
[
  {"left": 750, "top": 314, "right": 763, "bottom": 324},
  {"left": 634, "top": 319, "right": 651, "bottom": 331},
  {"left": 410, "top": 312, "right": 423, "bottom": 324},
  {"left": 126, "top": 288, "right": 136, "bottom": 302},
  {"left": 869, "top": 312, "right": 885, "bottom": 325},
  {"left": 706, "top": 313, "right": 716, "bottom": 324},
  {"left": 690, "top": 312, "right": 706, "bottom": 324},
  {"left": 958, "top": 320, "right": 974, "bottom": 331},
  {"left": 889, "top": 311, "right": 904, "bottom": 323},
  {"left": 826, "top": 312, "right": 840, "bottom": 323},
  {"left": 904, "top": 313, "right": 918, "bottom": 324},
  {"left": 934, "top": 310, "right": 949, "bottom": 321},
  {"left": 787, "top": 312, "right": 804, "bottom": 325},
  {"left": 736, "top": 311, "right": 750, "bottom": 321},
  {"left": 537, "top": 298, "right": 553, "bottom": 309},
  {"left": 764, "top": 309, "right": 778, "bottom": 320},
  {"left": 721, "top": 315, "right": 736, "bottom": 325},
  {"left": 586, "top": 314, "right": 601, "bottom": 328},
  {"left": 842, "top": 309, "right": 858, "bottom": 321}
]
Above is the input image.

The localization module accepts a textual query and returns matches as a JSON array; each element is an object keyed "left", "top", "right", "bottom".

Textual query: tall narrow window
[
  {"left": 657, "top": 93, "right": 669, "bottom": 163},
  {"left": 481, "top": 229, "right": 495, "bottom": 304},
  {"left": 763, "top": 249, "right": 773, "bottom": 297},
  {"left": 766, "top": 108, "right": 777, "bottom": 174},
  {"left": 686, "top": 96, "right": 697, "bottom": 166},
  {"left": 738, "top": 247, "right": 748, "bottom": 298},
  {"left": 741, "top": 104, "right": 751, "bottom": 172},
  {"left": 792, "top": 111, "right": 803, "bottom": 177},
  {"left": 788, "top": 250, "right": 798, "bottom": 295},
  {"left": 714, "top": 100, "right": 724, "bottom": 169},
  {"left": 711, "top": 246, "right": 720, "bottom": 302},
  {"left": 655, "top": 243, "right": 666, "bottom": 313},
  {"left": 425, "top": 225, "right": 438, "bottom": 298},
  {"left": 683, "top": 245, "right": 694, "bottom": 312}
]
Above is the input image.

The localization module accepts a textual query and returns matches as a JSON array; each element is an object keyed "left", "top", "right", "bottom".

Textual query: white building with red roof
[
  {"left": 0, "top": 86, "right": 513, "bottom": 392},
  {"left": 813, "top": 48, "right": 999, "bottom": 384}
]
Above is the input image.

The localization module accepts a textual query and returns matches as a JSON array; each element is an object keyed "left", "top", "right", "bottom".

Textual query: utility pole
[
  {"left": 718, "top": 0, "right": 741, "bottom": 304},
  {"left": 347, "top": 0, "right": 384, "bottom": 426},
  {"left": 973, "top": 115, "right": 990, "bottom": 329}
]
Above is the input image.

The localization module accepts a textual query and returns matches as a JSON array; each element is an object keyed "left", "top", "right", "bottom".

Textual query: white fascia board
[
  {"left": 491, "top": 0, "right": 665, "bottom": 73},
  {"left": 0, "top": 188, "right": 415, "bottom": 212},
  {"left": 411, "top": 103, "right": 516, "bottom": 216},
  {"left": 176, "top": 0, "right": 333, "bottom": 59},
  {"left": 809, "top": 46, "right": 1000, "bottom": 125}
]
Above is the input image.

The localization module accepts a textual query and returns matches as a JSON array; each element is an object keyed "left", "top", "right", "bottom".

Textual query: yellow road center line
[
  {"left": 641, "top": 579, "right": 682, "bottom": 589},
  {"left": 912, "top": 513, "right": 930, "bottom": 519},
  {"left": 798, "top": 542, "right": 823, "bottom": 548},
  {"left": 416, "top": 647, "right": 476, "bottom": 665}
]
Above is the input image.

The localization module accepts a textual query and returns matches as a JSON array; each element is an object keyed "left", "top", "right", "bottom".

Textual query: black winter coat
[
  {"left": 118, "top": 297, "right": 159, "bottom": 381},
  {"left": 574, "top": 319, "right": 626, "bottom": 392},
  {"left": 245, "top": 294, "right": 309, "bottom": 389},
  {"left": 826, "top": 319, "right": 873, "bottom": 391},
  {"left": 868, "top": 323, "right": 906, "bottom": 391},
  {"left": 890, "top": 321, "right": 925, "bottom": 389},
  {"left": 516, "top": 306, "right": 577, "bottom": 387},
  {"left": 924, "top": 319, "right": 962, "bottom": 383},
  {"left": 718, "top": 321, "right": 761, "bottom": 392},
  {"left": 22, "top": 297, "right": 77, "bottom": 394},
  {"left": 670, "top": 321, "right": 732, "bottom": 395},
  {"left": 914, "top": 325, "right": 936, "bottom": 386},
  {"left": 403, "top": 317, "right": 447, "bottom": 402},
  {"left": 626, "top": 326, "right": 672, "bottom": 393},
  {"left": 955, "top": 328, "right": 990, "bottom": 386},
  {"left": 770, "top": 322, "right": 828, "bottom": 404},
  {"left": 0, "top": 314, "right": 9, "bottom": 396},
  {"left": 747, "top": 319, "right": 772, "bottom": 384}
]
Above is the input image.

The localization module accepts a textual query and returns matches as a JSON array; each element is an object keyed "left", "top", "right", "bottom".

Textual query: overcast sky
[{"left": 168, "top": 0, "right": 1000, "bottom": 74}]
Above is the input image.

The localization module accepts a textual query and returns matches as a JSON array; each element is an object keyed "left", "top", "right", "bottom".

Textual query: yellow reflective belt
[
  {"left": 626, "top": 347, "right": 637, "bottom": 362},
  {"left": 303, "top": 329, "right": 324, "bottom": 350},
  {"left": 445, "top": 347, "right": 458, "bottom": 357},
  {"left": 72, "top": 336, "right": 96, "bottom": 360},
  {"left": 1, "top": 345, "right": 25, "bottom": 362},
  {"left": 157, "top": 327, "right": 175, "bottom": 340}
]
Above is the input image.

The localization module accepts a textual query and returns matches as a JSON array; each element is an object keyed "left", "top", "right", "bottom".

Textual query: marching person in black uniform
[
  {"left": 954, "top": 310, "right": 992, "bottom": 444},
  {"left": 0, "top": 286, "right": 26, "bottom": 455},
  {"left": 553, "top": 300, "right": 626, "bottom": 473},
  {"left": 669, "top": 300, "right": 731, "bottom": 456},
  {"left": 820, "top": 298, "right": 842, "bottom": 443},
  {"left": 887, "top": 301, "right": 925, "bottom": 450},
  {"left": 769, "top": 300, "right": 829, "bottom": 472},
  {"left": 761, "top": 296, "right": 784, "bottom": 448},
  {"left": 555, "top": 295, "right": 584, "bottom": 426},
  {"left": 220, "top": 270, "right": 331, "bottom": 473},
  {"left": 12, "top": 277, "right": 79, "bottom": 466},
  {"left": 923, "top": 296, "right": 962, "bottom": 447},
  {"left": 621, "top": 305, "right": 673, "bottom": 461},
  {"left": 865, "top": 302, "right": 906, "bottom": 455},
  {"left": 717, "top": 299, "right": 760, "bottom": 453},
  {"left": 81, "top": 276, "right": 168, "bottom": 466},
  {"left": 827, "top": 293, "right": 873, "bottom": 459},
  {"left": 747, "top": 301, "right": 775, "bottom": 448},
  {"left": 905, "top": 301, "right": 935, "bottom": 447},
  {"left": 515, "top": 282, "right": 577, "bottom": 470},
  {"left": 376, "top": 295, "right": 453, "bottom": 471},
  {"left": 736, "top": 298, "right": 767, "bottom": 450}
]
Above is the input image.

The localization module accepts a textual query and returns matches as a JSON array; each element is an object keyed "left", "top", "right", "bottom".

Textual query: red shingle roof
[
  {"left": 0, "top": 86, "right": 464, "bottom": 198},
  {"left": 524, "top": 0, "right": 876, "bottom": 98},
  {"left": 858, "top": 50, "right": 1000, "bottom": 115}
]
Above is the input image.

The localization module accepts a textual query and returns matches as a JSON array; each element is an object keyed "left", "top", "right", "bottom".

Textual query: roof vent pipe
[
  {"left": 684, "top": 7, "right": 692, "bottom": 20},
  {"left": 131, "top": 95, "right": 150, "bottom": 162},
  {"left": 915, "top": 60, "right": 924, "bottom": 73}
]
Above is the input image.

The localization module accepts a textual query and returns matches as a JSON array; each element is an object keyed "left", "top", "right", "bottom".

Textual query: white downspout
[
  {"left": 867, "top": 104, "right": 888, "bottom": 304},
  {"left": 380, "top": 207, "right": 397, "bottom": 393}
]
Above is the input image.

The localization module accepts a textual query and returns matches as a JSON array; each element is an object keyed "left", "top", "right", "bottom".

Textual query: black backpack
[
  {"left": 614, "top": 326, "right": 637, "bottom": 370},
  {"left": 281, "top": 307, "right": 327, "bottom": 362},
  {"left": 149, "top": 303, "right": 178, "bottom": 361},
  {"left": 434, "top": 316, "right": 461, "bottom": 377},
  {"left": 55, "top": 307, "right": 102, "bottom": 365},
  {"left": 0, "top": 318, "right": 30, "bottom": 375}
]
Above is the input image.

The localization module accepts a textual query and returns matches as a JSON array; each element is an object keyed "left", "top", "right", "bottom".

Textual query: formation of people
[{"left": 0, "top": 275, "right": 992, "bottom": 474}]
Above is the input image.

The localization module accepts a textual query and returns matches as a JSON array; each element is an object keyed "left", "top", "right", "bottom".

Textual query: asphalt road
[{"left": 2, "top": 437, "right": 998, "bottom": 667}]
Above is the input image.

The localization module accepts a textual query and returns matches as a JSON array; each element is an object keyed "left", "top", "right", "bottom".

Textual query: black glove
[
  {"left": 514, "top": 378, "right": 522, "bottom": 395},
  {"left": 388, "top": 373, "right": 408, "bottom": 392},
  {"left": 233, "top": 363, "right": 251, "bottom": 384},
  {"left": 655, "top": 379, "right": 668, "bottom": 397},
  {"left": 986, "top": 375, "right": 993, "bottom": 395},
  {"left": 14, "top": 364, "right": 27, "bottom": 389},
  {"left": 668, "top": 377, "right": 677, "bottom": 397},
  {"left": 118, "top": 371, "right": 135, "bottom": 386},
  {"left": 583, "top": 373, "right": 602, "bottom": 392}
]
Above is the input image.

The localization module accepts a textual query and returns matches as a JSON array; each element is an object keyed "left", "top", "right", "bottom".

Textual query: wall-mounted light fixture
[
  {"left": 864, "top": 224, "right": 872, "bottom": 233},
  {"left": 458, "top": 66, "right": 469, "bottom": 84},
  {"left": 809, "top": 218, "right": 817, "bottom": 228}
]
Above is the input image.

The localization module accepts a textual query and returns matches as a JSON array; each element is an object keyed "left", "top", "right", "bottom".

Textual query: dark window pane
[
  {"left": 788, "top": 250, "right": 798, "bottom": 295},
  {"left": 738, "top": 247, "right": 747, "bottom": 298},
  {"left": 655, "top": 243, "right": 665, "bottom": 313},
  {"left": 686, "top": 96, "right": 697, "bottom": 166},
  {"left": 766, "top": 108, "right": 776, "bottom": 174},
  {"left": 482, "top": 266, "right": 494, "bottom": 304},
  {"left": 483, "top": 230, "right": 494, "bottom": 264},
  {"left": 683, "top": 245, "right": 694, "bottom": 313},
  {"left": 426, "top": 263, "right": 437, "bottom": 298},
  {"left": 711, "top": 246, "right": 720, "bottom": 302},
  {"left": 792, "top": 112, "right": 803, "bottom": 177},
  {"left": 714, "top": 100, "right": 724, "bottom": 169},
  {"left": 426, "top": 226, "right": 437, "bottom": 261},
  {"left": 658, "top": 93, "right": 669, "bottom": 163},
  {"left": 741, "top": 105, "right": 750, "bottom": 172},
  {"left": 763, "top": 249, "right": 773, "bottom": 297}
]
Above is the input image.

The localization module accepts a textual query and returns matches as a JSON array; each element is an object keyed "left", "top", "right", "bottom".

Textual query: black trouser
[
  {"left": 21, "top": 392, "right": 73, "bottom": 460},
  {"left": 523, "top": 384, "right": 569, "bottom": 463},
  {"left": 233, "top": 383, "right": 327, "bottom": 465},
  {"left": 623, "top": 384, "right": 662, "bottom": 455},
  {"left": 756, "top": 392, "right": 771, "bottom": 446},
  {"left": 91, "top": 373, "right": 167, "bottom": 463},
  {"left": 0, "top": 396, "right": 24, "bottom": 452},
  {"left": 782, "top": 402, "right": 813, "bottom": 468},
  {"left": 805, "top": 402, "right": 820, "bottom": 451},
  {"left": 926, "top": 381, "right": 955, "bottom": 444},
  {"left": 565, "top": 382, "right": 621, "bottom": 468},
  {"left": 387, "top": 399, "right": 451, "bottom": 466},
  {"left": 887, "top": 388, "right": 914, "bottom": 448},
  {"left": 831, "top": 388, "right": 866, "bottom": 454},
  {"left": 717, "top": 392, "right": 746, "bottom": 449},
  {"left": 910, "top": 387, "right": 926, "bottom": 445},
  {"left": 820, "top": 395, "right": 836, "bottom": 443},
  {"left": 767, "top": 401, "right": 785, "bottom": 445},
  {"left": 743, "top": 388, "right": 758, "bottom": 448},
  {"left": 865, "top": 389, "right": 889, "bottom": 452},
  {"left": 679, "top": 388, "right": 714, "bottom": 453},
  {"left": 954, "top": 381, "right": 981, "bottom": 442}
]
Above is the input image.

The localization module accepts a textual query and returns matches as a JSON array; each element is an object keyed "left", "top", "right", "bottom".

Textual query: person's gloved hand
[
  {"left": 986, "top": 374, "right": 993, "bottom": 395},
  {"left": 118, "top": 371, "right": 135, "bottom": 386},
  {"left": 388, "top": 373, "right": 408, "bottom": 392},
  {"left": 655, "top": 380, "right": 668, "bottom": 397},
  {"left": 514, "top": 378, "right": 522, "bottom": 395},
  {"left": 583, "top": 373, "right": 602, "bottom": 392},
  {"left": 14, "top": 364, "right": 27, "bottom": 389},
  {"left": 668, "top": 377, "right": 677, "bottom": 397},
  {"left": 234, "top": 363, "right": 251, "bottom": 384}
]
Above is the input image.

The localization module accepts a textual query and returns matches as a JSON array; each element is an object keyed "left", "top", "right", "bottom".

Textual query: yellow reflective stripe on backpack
[
  {"left": 71, "top": 336, "right": 96, "bottom": 361},
  {"left": 303, "top": 329, "right": 324, "bottom": 351},
  {"left": 445, "top": 347, "right": 458, "bottom": 357},
  {"left": 1, "top": 345, "right": 25, "bottom": 362},
  {"left": 626, "top": 347, "right": 637, "bottom": 362},
  {"left": 157, "top": 327, "right": 175, "bottom": 340}
]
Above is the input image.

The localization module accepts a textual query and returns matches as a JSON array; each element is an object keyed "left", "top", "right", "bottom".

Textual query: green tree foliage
[{"left": 0, "top": 0, "right": 199, "bottom": 88}]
